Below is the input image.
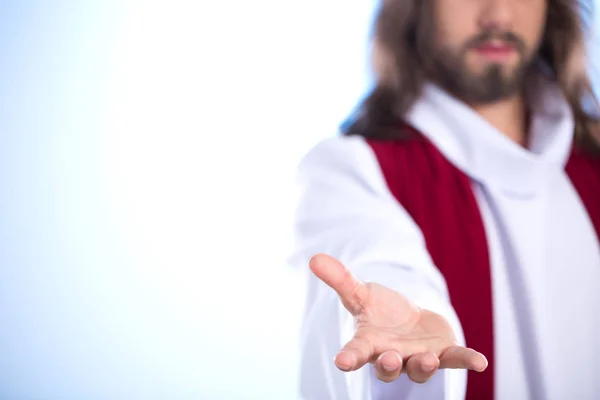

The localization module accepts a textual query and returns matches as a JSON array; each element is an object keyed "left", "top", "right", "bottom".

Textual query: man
[{"left": 290, "top": 0, "right": 600, "bottom": 399}]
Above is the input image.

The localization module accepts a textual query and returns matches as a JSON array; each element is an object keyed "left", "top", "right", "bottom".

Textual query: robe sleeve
[{"left": 289, "top": 136, "right": 468, "bottom": 400}]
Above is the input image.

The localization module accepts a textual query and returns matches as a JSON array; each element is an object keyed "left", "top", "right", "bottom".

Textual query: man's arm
[{"left": 290, "top": 136, "right": 471, "bottom": 400}]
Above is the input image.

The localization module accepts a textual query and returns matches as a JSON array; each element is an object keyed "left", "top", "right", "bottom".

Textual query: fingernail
[
  {"left": 335, "top": 351, "right": 355, "bottom": 371},
  {"left": 383, "top": 363, "right": 397, "bottom": 372},
  {"left": 378, "top": 351, "right": 402, "bottom": 372},
  {"left": 422, "top": 364, "right": 436, "bottom": 373}
]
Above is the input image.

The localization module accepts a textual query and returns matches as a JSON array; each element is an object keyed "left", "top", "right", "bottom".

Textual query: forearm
[{"left": 293, "top": 137, "right": 469, "bottom": 399}]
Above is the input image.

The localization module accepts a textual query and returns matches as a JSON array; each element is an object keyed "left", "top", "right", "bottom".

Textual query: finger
[
  {"left": 374, "top": 351, "right": 403, "bottom": 383},
  {"left": 439, "top": 346, "right": 488, "bottom": 372},
  {"left": 309, "top": 254, "right": 368, "bottom": 314},
  {"left": 335, "top": 334, "right": 375, "bottom": 372},
  {"left": 404, "top": 352, "right": 440, "bottom": 384}
]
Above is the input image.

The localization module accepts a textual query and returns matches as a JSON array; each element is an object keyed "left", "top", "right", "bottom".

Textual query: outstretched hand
[{"left": 310, "top": 254, "right": 487, "bottom": 384}]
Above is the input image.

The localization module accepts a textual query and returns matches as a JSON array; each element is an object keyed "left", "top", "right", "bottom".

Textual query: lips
[
  {"left": 473, "top": 41, "right": 516, "bottom": 60},
  {"left": 476, "top": 45, "right": 514, "bottom": 53}
]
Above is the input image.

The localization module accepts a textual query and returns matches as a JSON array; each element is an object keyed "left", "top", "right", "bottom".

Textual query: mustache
[{"left": 465, "top": 30, "right": 526, "bottom": 54}]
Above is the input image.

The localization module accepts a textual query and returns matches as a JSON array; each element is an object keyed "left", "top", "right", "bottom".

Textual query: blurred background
[{"left": 0, "top": 1, "right": 598, "bottom": 399}]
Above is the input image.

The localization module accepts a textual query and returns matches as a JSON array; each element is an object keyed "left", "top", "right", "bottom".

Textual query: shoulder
[
  {"left": 299, "top": 133, "right": 431, "bottom": 175},
  {"left": 297, "top": 135, "right": 385, "bottom": 191},
  {"left": 298, "top": 134, "right": 452, "bottom": 199},
  {"left": 298, "top": 135, "right": 374, "bottom": 171}
]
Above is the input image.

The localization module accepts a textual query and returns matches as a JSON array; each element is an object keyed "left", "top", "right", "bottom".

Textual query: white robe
[{"left": 290, "top": 77, "right": 600, "bottom": 400}]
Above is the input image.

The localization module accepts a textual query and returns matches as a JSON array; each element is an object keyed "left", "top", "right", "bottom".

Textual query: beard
[{"left": 425, "top": 30, "right": 536, "bottom": 104}]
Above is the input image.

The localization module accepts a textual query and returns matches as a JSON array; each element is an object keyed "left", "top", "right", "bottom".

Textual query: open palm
[{"left": 310, "top": 254, "right": 487, "bottom": 383}]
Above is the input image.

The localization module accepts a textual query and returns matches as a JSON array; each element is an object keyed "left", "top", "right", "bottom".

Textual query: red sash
[
  {"left": 367, "top": 131, "right": 600, "bottom": 400},
  {"left": 566, "top": 147, "right": 600, "bottom": 241}
]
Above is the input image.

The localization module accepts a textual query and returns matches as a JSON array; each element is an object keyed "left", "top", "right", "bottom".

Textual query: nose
[{"left": 478, "top": 0, "right": 514, "bottom": 31}]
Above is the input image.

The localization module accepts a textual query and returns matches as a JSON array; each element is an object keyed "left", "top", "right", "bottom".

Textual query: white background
[{"left": 0, "top": 1, "right": 374, "bottom": 399}]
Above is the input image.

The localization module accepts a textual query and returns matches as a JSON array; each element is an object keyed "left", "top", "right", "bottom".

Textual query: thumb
[{"left": 309, "top": 254, "right": 368, "bottom": 315}]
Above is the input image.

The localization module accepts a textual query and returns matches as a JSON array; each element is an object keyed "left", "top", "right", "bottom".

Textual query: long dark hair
[{"left": 344, "top": 0, "right": 600, "bottom": 153}]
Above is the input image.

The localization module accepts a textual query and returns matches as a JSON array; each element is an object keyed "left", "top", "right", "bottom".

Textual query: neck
[{"left": 470, "top": 94, "right": 530, "bottom": 147}]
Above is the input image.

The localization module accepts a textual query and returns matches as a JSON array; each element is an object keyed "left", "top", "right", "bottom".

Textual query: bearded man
[{"left": 290, "top": 0, "right": 600, "bottom": 399}]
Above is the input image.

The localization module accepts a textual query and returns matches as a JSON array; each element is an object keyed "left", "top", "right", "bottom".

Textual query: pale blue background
[
  {"left": 0, "top": 1, "right": 597, "bottom": 399},
  {"left": 0, "top": 1, "right": 374, "bottom": 399}
]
